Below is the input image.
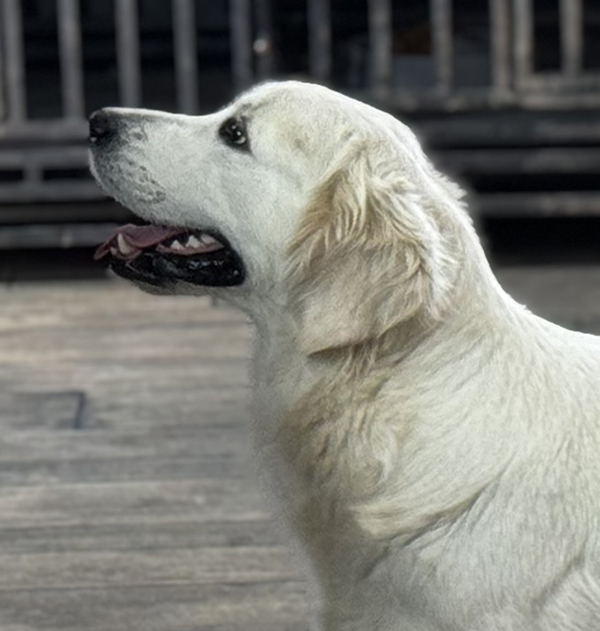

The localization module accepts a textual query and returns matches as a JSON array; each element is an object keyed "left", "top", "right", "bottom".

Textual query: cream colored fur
[{"left": 90, "top": 81, "right": 600, "bottom": 631}]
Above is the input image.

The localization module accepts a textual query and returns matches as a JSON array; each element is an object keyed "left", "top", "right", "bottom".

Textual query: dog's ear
[{"left": 287, "top": 145, "right": 455, "bottom": 355}]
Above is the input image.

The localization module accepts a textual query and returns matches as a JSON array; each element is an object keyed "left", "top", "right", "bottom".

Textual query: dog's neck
[
  {"left": 242, "top": 200, "right": 524, "bottom": 450},
  {"left": 245, "top": 217, "right": 532, "bottom": 581},
  {"left": 248, "top": 235, "right": 515, "bottom": 430}
]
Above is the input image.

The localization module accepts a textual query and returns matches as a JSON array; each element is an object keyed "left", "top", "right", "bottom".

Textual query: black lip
[{"left": 108, "top": 247, "right": 246, "bottom": 288}]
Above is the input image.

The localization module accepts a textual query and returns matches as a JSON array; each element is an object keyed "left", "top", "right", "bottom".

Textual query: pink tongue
[{"left": 94, "top": 224, "right": 184, "bottom": 261}]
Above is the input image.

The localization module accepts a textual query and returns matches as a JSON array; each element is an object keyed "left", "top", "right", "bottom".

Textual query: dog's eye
[{"left": 219, "top": 118, "right": 248, "bottom": 150}]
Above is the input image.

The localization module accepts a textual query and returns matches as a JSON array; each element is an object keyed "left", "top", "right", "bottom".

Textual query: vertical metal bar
[
  {"left": 489, "top": 0, "right": 511, "bottom": 95},
  {"left": 57, "top": 0, "right": 85, "bottom": 119},
  {"left": 115, "top": 0, "right": 142, "bottom": 107},
  {"left": 368, "top": 0, "right": 393, "bottom": 100},
  {"left": 172, "top": 0, "right": 199, "bottom": 113},
  {"left": 308, "top": 0, "right": 332, "bottom": 82},
  {"left": 229, "top": 0, "right": 254, "bottom": 92},
  {"left": 2, "top": 0, "right": 27, "bottom": 121},
  {"left": 430, "top": 0, "right": 453, "bottom": 95},
  {"left": 254, "top": 0, "right": 274, "bottom": 79},
  {"left": 560, "top": 0, "right": 583, "bottom": 78},
  {"left": 0, "top": 12, "right": 4, "bottom": 120},
  {"left": 513, "top": 0, "right": 533, "bottom": 89}
]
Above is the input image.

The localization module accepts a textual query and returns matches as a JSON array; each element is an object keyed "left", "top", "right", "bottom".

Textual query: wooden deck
[
  {"left": 0, "top": 281, "right": 306, "bottom": 631},
  {"left": 1, "top": 266, "right": 600, "bottom": 629}
]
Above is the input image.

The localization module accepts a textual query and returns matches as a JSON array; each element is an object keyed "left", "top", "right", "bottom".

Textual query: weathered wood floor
[
  {"left": 1, "top": 266, "right": 600, "bottom": 630},
  {"left": 0, "top": 281, "right": 305, "bottom": 631}
]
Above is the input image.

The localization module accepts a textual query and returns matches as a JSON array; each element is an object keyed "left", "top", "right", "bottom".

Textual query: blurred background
[
  {"left": 1, "top": 0, "right": 600, "bottom": 276},
  {"left": 1, "top": 2, "right": 600, "bottom": 630}
]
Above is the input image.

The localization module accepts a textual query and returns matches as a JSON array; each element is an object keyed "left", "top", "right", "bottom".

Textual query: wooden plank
[
  {"left": 308, "top": 0, "right": 332, "bottom": 82},
  {"left": 229, "top": 0, "right": 254, "bottom": 92},
  {"left": 0, "top": 582, "right": 307, "bottom": 631},
  {"left": 368, "top": 0, "right": 393, "bottom": 100},
  {"left": 0, "top": 202, "right": 130, "bottom": 225},
  {"left": 0, "top": 224, "right": 118, "bottom": 250},
  {"left": 0, "top": 181, "right": 106, "bottom": 204},
  {"left": 115, "top": 0, "right": 142, "bottom": 107},
  {"left": 0, "top": 278, "right": 307, "bottom": 628},
  {"left": 0, "top": 120, "right": 88, "bottom": 141},
  {"left": 57, "top": 0, "right": 85, "bottom": 119},
  {"left": 0, "top": 146, "right": 89, "bottom": 165},
  {"left": 0, "top": 451, "right": 250, "bottom": 487},
  {"left": 489, "top": 0, "right": 511, "bottom": 96},
  {"left": 0, "top": 10, "right": 5, "bottom": 120},
  {"left": 0, "top": 390, "right": 86, "bottom": 430},
  {"left": 0, "top": 546, "right": 298, "bottom": 590},
  {"left": 382, "top": 87, "right": 499, "bottom": 112},
  {"left": 413, "top": 113, "right": 600, "bottom": 148},
  {"left": 495, "top": 266, "right": 600, "bottom": 332},
  {"left": 560, "top": 0, "right": 583, "bottom": 78},
  {"left": 0, "top": 519, "right": 282, "bottom": 555},
  {"left": 0, "top": 425, "right": 253, "bottom": 463},
  {"left": 0, "top": 281, "right": 252, "bottom": 439},
  {"left": 172, "top": 0, "right": 199, "bottom": 113},
  {"left": 520, "top": 72, "right": 600, "bottom": 92},
  {"left": 0, "top": 282, "right": 246, "bottom": 328},
  {"left": 0, "top": 145, "right": 90, "bottom": 178},
  {"left": 479, "top": 192, "right": 600, "bottom": 216},
  {"left": 436, "top": 147, "right": 600, "bottom": 174},
  {"left": 0, "top": 353, "right": 250, "bottom": 390},
  {"left": 513, "top": 0, "right": 534, "bottom": 90},
  {"left": 2, "top": 0, "right": 27, "bottom": 122},
  {"left": 380, "top": 83, "right": 600, "bottom": 112},
  {"left": 430, "top": 0, "right": 454, "bottom": 95},
  {"left": 0, "top": 385, "right": 249, "bottom": 435},
  {"left": 512, "top": 91, "right": 600, "bottom": 109},
  {"left": 0, "top": 323, "right": 250, "bottom": 361},
  {"left": 0, "top": 479, "right": 267, "bottom": 527},
  {"left": 253, "top": 0, "right": 275, "bottom": 80}
]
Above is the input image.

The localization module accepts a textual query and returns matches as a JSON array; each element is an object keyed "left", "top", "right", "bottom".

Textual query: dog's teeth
[
  {"left": 117, "top": 234, "right": 134, "bottom": 255},
  {"left": 200, "top": 234, "right": 217, "bottom": 245},
  {"left": 171, "top": 239, "right": 184, "bottom": 251},
  {"left": 187, "top": 236, "right": 202, "bottom": 248}
]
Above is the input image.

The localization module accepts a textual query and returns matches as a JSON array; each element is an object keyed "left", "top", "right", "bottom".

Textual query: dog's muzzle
[{"left": 94, "top": 224, "right": 246, "bottom": 289}]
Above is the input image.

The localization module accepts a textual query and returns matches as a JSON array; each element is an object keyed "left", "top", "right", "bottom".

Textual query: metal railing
[{"left": 1, "top": 0, "right": 600, "bottom": 206}]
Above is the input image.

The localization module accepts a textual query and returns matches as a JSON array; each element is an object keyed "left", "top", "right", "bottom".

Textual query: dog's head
[{"left": 90, "top": 81, "right": 472, "bottom": 353}]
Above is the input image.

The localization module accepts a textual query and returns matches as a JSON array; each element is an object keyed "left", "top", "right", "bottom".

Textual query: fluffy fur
[{"left": 90, "top": 81, "right": 600, "bottom": 630}]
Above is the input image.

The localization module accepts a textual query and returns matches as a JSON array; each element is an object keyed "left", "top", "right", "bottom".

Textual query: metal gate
[{"left": 1, "top": 0, "right": 600, "bottom": 208}]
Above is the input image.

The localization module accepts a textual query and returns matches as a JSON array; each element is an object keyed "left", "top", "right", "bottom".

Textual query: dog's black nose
[{"left": 89, "top": 110, "right": 116, "bottom": 147}]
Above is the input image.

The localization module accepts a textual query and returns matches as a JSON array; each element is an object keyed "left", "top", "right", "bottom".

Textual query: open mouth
[{"left": 94, "top": 224, "right": 245, "bottom": 288}]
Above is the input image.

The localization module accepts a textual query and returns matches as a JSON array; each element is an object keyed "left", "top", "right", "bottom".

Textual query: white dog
[{"left": 89, "top": 81, "right": 600, "bottom": 631}]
